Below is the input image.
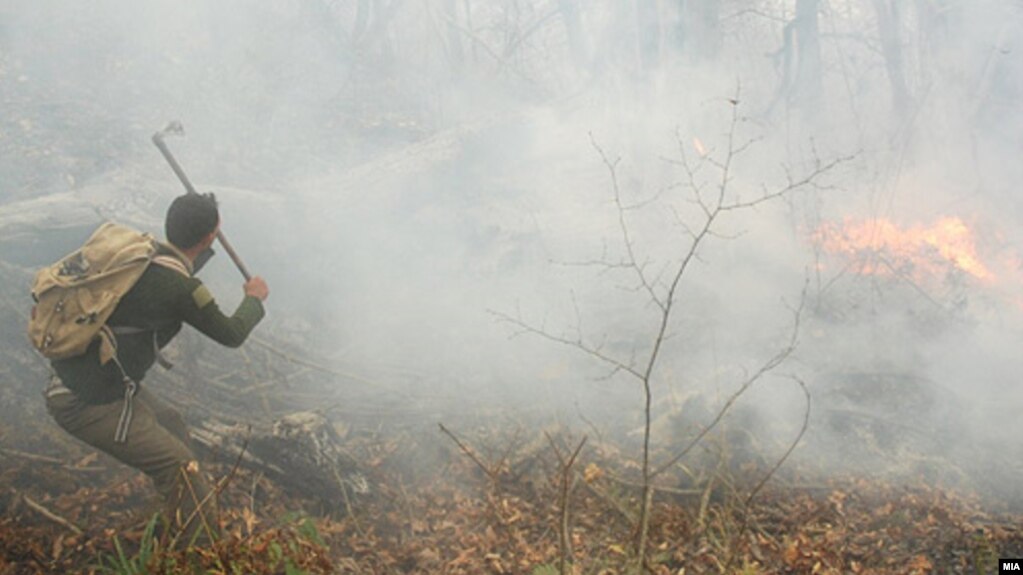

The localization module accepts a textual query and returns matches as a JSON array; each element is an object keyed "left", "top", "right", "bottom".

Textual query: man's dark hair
[{"left": 165, "top": 193, "right": 219, "bottom": 250}]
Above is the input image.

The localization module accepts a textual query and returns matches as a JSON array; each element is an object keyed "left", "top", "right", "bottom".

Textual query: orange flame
[{"left": 814, "top": 216, "right": 994, "bottom": 282}]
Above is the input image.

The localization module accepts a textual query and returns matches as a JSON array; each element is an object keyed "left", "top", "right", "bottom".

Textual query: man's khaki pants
[{"left": 46, "top": 383, "right": 218, "bottom": 545}]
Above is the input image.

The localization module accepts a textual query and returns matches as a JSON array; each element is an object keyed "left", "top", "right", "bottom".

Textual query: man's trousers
[{"left": 46, "top": 382, "right": 218, "bottom": 544}]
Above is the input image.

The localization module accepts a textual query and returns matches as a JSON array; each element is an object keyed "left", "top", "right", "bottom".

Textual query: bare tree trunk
[
  {"left": 792, "top": 0, "right": 822, "bottom": 114},
  {"left": 872, "top": 0, "right": 912, "bottom": 116},
  {"left": 378, "top": 0, "right": 408, "bottom": 59},
  {"left": 766, "top": 0, "right": 821, "bottom": 119},
  {"left": 353, "top": 0, "right": 371, "bottom": 44},
  {"left": 676, "top": 0, "right": 722, "bottom": 62},
  {"left": 636, "top": 0, "right": 661, "bottom": 70},
  {"left": 443, "top": 0, "right": 464, "bottom": 75},
  {"left": 463, "top": 0, "right": 477, "bottom": 63},
  {"left": 352, "top": 0, "right": 406, "bottom": 58},
  {"left": 558, "top": 0, "right": 588, "bottom": 70},
  {"left": 914, "top": 0, "right": 942, "bottom": 82}
]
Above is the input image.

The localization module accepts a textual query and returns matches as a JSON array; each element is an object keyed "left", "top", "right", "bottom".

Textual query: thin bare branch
[
  {"left": 22, "top": 494, "right": 83, "bottom": 535},
  {"left": 489, "top": 310, "right": 644, "bottom": 381},
  {"left": 574, "top": 402, "right": 605, "bottom": 445},
  {"left": 651, "top": 283, "right": 807, "bottom": 479},
  {"left": 544, "top": 433, "right": 588, "bottom": 575},
  {"left": 706, "top": 228, "right": 748, "bottom": 241},
  {"left": 724, "top": 376, "right": 812, "bottom": 571},
  {"left": 438, "top": 423, "right": 499, "bottom": 482},
  {"left": 0, "top": 447, "right": 104, "bottom": 473},
  {"left": 668, "top": 205, "right": 699, "bottom": 240},
  {"left": 590, "top": 133, "right": 665, "bottom": 312},
  {"left": 720, "top": 154, "right": 853, "bottom": 212}
]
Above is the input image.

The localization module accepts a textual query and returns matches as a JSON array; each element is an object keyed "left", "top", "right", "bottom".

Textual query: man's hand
[{"left": 244, "top": 276, "right": 269, "bottom": 301}]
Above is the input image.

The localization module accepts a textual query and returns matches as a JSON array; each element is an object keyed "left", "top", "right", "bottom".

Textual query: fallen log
[{"left": 191, "top": 411, "right": 370, "bottom": 514}]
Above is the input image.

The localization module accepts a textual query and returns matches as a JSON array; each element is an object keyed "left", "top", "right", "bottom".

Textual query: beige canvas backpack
[{"left": 27, "top": 222, "right": 185, "bottom": 365}]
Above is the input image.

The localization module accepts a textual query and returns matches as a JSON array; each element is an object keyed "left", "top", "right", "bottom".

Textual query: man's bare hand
[{"left": 244, "top": 276, "right": 269, "bottom": 301}]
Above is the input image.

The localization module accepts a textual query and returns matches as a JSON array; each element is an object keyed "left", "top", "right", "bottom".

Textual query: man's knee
[{"left": 138, "top": 390, "right": 191, "bottom": 445}]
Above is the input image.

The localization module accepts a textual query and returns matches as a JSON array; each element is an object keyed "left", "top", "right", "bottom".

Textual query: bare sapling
[
  {"left": 494, "top": 93, "right": 846, "bottom": 571},
  {"left": 544, "top": 432, "right": 587, "bottom": 575}
]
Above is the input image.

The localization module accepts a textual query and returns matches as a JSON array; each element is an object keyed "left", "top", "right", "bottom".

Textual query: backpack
[{"left": 27, "top": 222, "right": 187, "bottom": 366}]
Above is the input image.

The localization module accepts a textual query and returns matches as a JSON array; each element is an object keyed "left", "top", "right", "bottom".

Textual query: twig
[
  {"left": 489, "top": 309, "right": 645, "bottom": 381},
  {"left": 723, "top": 376, "right": 812, "bottom": 571},
  {"left": 0, "top": 447, "right": 64, "bottom": 465},
  {"left": 0, "top": 446, "right": 104, "bottom": 472},
  {"left": 248, "top": 471, "right": 263, "bottom": 518},
  {"left": 171, "top": 429, "right": 251, "bottom": 550},
  {"left": 177, "top": 468, "right": 221, "bottom": 551},
  {"left": 545, "top": 433, "right": 587, "bottom": 575},
  {"left": 250, "top": 337, "right": 375, "bottom": 385},
  {"left": 250, "top": 336, "right": 407, "bottom": 396},
  {"left": 574, "top": 402, "right": 604, "bottom": 445},
  {"left": 651, "top": 282, "right": 807, "bottom": 479},
  {"left": 590, "top": 134, "right": 665, "bottom": 313},
  {"left": 397, "top": 478, "right": 417, "bottom": 543},
  {"left": 22, "top": 494, "right": 83, "bottom": 535},
  {"left": 493, "top": 426, "right": 526, "bottom": 479},
  {"left": 335, "top": 469, "right": 366, "bottom": 537},
  {"left": 438, "top": 423, "right": 498, "bottom": 482},
  {"left": 698, "top": 450, "right": 727, "bottom": 531},
  {"left": 582, "top": 480, "right": 637, "bottom": 526},
  {"left": 494, "top": 97, "right": 842, "bottom": 570}
]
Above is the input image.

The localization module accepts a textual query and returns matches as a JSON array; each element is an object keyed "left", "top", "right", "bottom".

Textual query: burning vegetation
[{"left": 813, "top": 216, "right": 997, "bottom": 284}]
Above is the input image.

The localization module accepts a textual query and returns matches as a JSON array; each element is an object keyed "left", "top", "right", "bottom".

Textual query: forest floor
[{"left": 2, "top": 402, "right": 1023, "bottom": 575}]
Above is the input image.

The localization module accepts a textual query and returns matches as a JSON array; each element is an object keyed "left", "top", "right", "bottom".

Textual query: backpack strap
[
  {"left": 105, "top": 249, "right": 191, "bottom": 442},
  {"left": 109, "top": 326, "right": 174, "bottom": 370},
  {"left": 152, "top": 241, "right": 194, "bottom": 277},
  {"left": 99, "top": 325, "right": 140, "bottom": 444},
  {"left": 106, "top": 247, "right": 189, "bottom": 373},
  {"left": 152, "top": 254, "right": 191, "bottom": 277}
]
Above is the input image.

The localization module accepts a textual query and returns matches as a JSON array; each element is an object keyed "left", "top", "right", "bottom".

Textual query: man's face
[{"left": 191, "top": 221, "right": 220, "bottom": 273}]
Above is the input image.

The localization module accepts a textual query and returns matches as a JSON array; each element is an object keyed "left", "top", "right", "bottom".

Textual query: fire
[{"left": 814, "top": 216, "right": 994, "bottom": 282}]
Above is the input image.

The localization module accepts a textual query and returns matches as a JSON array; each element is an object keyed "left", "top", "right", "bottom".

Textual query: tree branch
[
  {"left": 489, "top": 309, "right": 645, "bottom": 380},
  {"left": 651, "top": 283, "right": 807, "bottom": 479}
]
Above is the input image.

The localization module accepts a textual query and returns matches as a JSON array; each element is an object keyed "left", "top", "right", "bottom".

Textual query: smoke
[{"left": 3, "top": 0, "right": 1023, "bottom": 498}]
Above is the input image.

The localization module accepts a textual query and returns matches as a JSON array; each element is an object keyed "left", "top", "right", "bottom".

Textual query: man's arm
[{"left": 179, "top": 277, "right": 269, "bottom": 348}]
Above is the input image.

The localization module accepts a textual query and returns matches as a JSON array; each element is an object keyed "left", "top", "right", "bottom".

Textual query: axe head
[{"left": 153, "top": 121, "right": 185, "bottom": 141}]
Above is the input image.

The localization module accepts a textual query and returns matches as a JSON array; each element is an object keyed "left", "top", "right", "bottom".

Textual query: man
[{"left": 45, "top": 192, "right": 269, "bottom": 542}]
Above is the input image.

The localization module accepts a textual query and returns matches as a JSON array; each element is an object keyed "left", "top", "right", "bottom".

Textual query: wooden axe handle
[{"left": 152, "top": 128, "right": 252, "bottom": 281}]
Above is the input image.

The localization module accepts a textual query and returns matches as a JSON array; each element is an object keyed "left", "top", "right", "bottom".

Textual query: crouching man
[{"left": 44, "top": 192, "right": 268, "bottom": 543}]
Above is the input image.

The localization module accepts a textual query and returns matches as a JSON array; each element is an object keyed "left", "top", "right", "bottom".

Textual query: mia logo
[{"left": 1001, "top": 559, "right": 1023, "bottom": 573}]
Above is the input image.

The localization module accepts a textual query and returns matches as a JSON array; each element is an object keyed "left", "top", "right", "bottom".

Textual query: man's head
[{"left": 165, "top": 193, "right": 219, "bottom": 251}]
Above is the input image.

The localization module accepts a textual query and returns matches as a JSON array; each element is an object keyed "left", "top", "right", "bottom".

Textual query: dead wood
[
  {"left": 20, "top": 493, "right": 83, "bottom": 536},
  {"left": 191, "top": 411, "right": 369, "bottom": 516},
  {"left": 0, "top": 447, "right": 104, "bottom": 473},
  {"left": 438, "top": 423, "right": 499, "bottom": 482}
]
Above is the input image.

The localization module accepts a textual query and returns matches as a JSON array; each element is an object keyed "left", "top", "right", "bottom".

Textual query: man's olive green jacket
[{"left": 52, "top": 244, "right": 264, "bottom": 404}]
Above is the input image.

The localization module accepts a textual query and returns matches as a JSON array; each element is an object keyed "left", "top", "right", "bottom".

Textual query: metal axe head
[{"left": 153, "top": 121, "right": 185, "bottom": 141}]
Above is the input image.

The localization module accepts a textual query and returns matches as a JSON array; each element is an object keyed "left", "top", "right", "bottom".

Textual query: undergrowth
[{"left": 96, "top": 513, "right": 332, "bottom": 575}]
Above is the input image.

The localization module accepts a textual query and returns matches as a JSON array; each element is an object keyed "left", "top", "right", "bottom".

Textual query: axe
[{"left": 152, "top": 121, "right": 252, "bottom": 281}]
